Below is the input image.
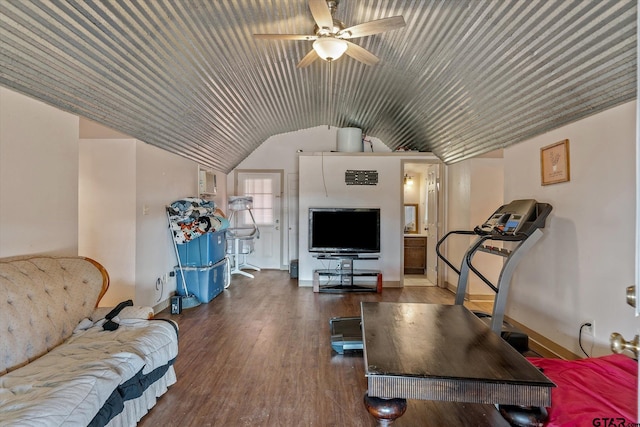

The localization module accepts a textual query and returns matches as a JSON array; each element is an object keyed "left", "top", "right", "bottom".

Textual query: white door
[
  {"left": 633, "top": 22, "right": 639, "bottom": 413},
  {"left": 236, "top": 171, "right": 282, "bottom": 269},
  {"left": 631, "top": 13, "right": 640, "bottom": 415},
  {"left": 287, "top": 173, "right": 299, "bottom": 264},
  {"left": 426, "top": 164, "right": 439, "bottom": 285}
]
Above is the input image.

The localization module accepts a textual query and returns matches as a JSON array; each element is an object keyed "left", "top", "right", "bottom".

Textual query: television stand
[{"left": 312, "top": 256, "right": 381, "bottom": 293}]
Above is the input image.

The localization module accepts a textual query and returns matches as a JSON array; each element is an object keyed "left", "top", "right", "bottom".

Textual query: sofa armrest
[{"left": 90, "top": 305, "right": 155, "bottom": 322}]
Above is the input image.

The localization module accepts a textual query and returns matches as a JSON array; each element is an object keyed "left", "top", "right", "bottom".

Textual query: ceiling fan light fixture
[{"left": 313, "top": 37, "right": 348, "bottom": 61}]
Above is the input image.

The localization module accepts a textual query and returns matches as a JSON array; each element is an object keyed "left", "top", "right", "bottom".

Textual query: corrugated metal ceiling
[{"left": 0, "top": 1, "right": 636, "bottom": 172}]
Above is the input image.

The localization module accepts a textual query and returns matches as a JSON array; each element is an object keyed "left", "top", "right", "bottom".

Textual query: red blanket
[{"left": 527, "top": 354, "right": 637, "bottom": 426}]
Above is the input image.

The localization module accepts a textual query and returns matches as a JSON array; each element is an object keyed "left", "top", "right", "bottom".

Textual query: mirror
[{"left": 404, "top": 204, "right": 418, "bottom": 234}]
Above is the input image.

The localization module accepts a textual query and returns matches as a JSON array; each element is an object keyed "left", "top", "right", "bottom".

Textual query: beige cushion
[{"left": 0, "top": 257, "right": 105, "bottom": 375}]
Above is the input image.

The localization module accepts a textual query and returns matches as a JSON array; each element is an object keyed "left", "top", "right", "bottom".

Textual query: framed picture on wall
[{"left": 540, "top": 139, "right": 570, "bottom": 185}]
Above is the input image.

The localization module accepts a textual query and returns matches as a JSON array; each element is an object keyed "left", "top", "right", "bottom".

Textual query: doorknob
[
  {"left": 609, "top": 284, "right": 639, "bottom": 356},
  {"left": 610, "top": 332, "right": 639, "bottom": 358},
  {"left": 626, "top": 285, "right": 636, "bottom": 308}
]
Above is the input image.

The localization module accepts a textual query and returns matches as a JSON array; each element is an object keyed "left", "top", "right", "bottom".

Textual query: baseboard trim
[
  {"left": 443, "top": 281, "right": 580, "bottom": 360},
  {"left": 443, "top": 281, "right": 494, "bottom": 301},
  {"left": 467, "top": 294, "right": 495, "bottom": 301},
  {"left": 445, "top": 280, "right": 457, "bottom": 294},
  {"left": 504, "top": 317, "right": 581, "bottom": 360},
  {"left": 383, "top": 281, "right": 402, "bottom": 288},
  {"left": 153, "top": 298, "right": 170, "bottom": 315},
  {"left": 300, "top": 280, "right": 400, "bottom": 288}
]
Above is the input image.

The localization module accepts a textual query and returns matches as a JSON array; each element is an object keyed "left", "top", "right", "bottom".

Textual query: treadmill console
[{"left": 477, "top": 199, "right": 538, "bottom": 236}]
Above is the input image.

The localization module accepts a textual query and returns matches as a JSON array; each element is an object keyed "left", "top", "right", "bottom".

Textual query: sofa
[{"left": 0, "top": 256, "right": 179, "bottom": 426}]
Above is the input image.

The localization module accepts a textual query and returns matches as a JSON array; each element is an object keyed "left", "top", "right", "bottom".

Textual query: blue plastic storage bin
[
  {"left": 177, "top": 229, "right": 226, "bottom": 266},
  {"left": 175, "top": 258, "right": 227, "bottom": 303}
]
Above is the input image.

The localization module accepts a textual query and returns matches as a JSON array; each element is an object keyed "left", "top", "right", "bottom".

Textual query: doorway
[
  {"left": 234, "top": 170, "right": 284, "bottom": 270},
  {"left": 402, "top": 161, "right": 443, "bottom": 287}
]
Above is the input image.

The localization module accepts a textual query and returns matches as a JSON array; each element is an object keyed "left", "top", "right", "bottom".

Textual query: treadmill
[
  {"left": 436, "top": 199, "right": 552, "bottom": 352},
  {"left": 329, "top": 199, "right": 552, "bottom": 355}
]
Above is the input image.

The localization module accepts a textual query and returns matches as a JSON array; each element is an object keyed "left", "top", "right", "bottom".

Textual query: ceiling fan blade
[
  {"left": 297, "top": 49, "right": 320, "bottom": 68},
  {"left": 254, "top": 34, "right": 317, "bottom": 41},
  {"left": 338, "top": 16, "right": 406, "bottom": 39},
  {"left": 308, "top": 0, "right": 334, "bottom": 30},
  {"left": 344, "top": 41, "right": 379, "bottom": 66}
]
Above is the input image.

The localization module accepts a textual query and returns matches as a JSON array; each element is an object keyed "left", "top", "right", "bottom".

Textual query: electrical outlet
[{"left": 582, "top": 320, "right": 595, "bottom": 337}]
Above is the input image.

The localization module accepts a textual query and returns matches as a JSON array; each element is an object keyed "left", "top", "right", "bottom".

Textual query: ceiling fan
[{"left": 254, "top": 0, "right": 405, "bottom": 68}]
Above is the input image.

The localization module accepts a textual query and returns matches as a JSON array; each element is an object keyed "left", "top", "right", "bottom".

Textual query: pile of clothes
[{"left": 167, "top": 198, "right": 229, "bottom": 244}]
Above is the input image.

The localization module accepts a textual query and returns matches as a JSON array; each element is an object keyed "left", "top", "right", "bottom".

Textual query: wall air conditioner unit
[{"left": 198, "top": 167, "right": 217, "bottom": 197}]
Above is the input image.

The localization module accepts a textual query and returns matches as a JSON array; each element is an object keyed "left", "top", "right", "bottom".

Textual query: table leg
[
  {"left": 364, "top": 392, "right": 407, "bottom": 426},
  {"left": 498, "top": 405, "right": 549, "bottom": 426}
]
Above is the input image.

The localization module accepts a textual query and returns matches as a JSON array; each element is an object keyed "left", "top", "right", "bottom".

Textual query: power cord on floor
[{"left": 579, "top": 322, "right": 593, "bottom": 357}]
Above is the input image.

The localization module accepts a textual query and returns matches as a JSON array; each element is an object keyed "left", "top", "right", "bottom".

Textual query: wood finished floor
[{"left": 143, "top": 270, "right": 510, "bottom": 426}]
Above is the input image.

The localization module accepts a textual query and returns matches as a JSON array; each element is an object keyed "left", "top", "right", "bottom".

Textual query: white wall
[
  {"left": 403, "top": 173, "right": 422, "bottom": 205},
  {"left": 402, "top": 170, "right": 424, "bottom": 233},
  {"left": 298, "top": 152, "right": 439, "bottom": 286},
  {"left": 78, "top": 137, "right": 208, "bottom": 308},
  {"left": 8, "top": 83, "right": 633, "bottom": 355},
  {"left": 0, "top": 89, "right": 225, "bottom": 309},
  {"left": 231, "top": 126, "right": 390, "bottom": 174},
  {"left": 135, "top": 140, "right": 216, "bottom": 307},
  {"left": 0, "top": 87, "right": 80, "bottom": 257},
  {"left": 503, "top": 101, "right": 636, "bottom": 357},
  {"left": 228, "top": 126, "right": 390, "bottom": 268},
  {"left": 79, "top": 139, "right": 137, "bottom": 306},
  {"left": 445, "top": 158, "right": 504, "bottom": 296},
  {"left": 469, "top": 159, "right": 506, "bottom": 295},
  {"left": 80, "top": 117, "right": 130, "bottom": 139},
  {"left": 232, "top": 127, "right": 439, "bottom": 284}
]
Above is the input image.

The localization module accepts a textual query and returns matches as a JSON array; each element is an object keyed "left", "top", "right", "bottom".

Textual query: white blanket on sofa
[{"left": 0, "top": 318, "right": 178, "bottom": 426}]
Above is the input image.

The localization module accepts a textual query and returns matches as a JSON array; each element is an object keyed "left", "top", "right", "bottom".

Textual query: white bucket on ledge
[{"left": 336, "top": 127, "right": 363, "bottom": 152}]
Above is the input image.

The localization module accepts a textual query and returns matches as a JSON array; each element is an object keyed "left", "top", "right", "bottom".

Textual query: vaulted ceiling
[{"left": 0, "top": 1, "right": 636, "bottom": 173}]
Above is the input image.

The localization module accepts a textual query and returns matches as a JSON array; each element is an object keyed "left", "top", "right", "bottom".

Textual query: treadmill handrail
[
  {"left": 436, "top": 202, "right": 553, "bottom": 294},
  {"left": 465, "top": 235, "right": 499, "bottom": 293},
  {"left": 435, "top": 230, "right": 476, "bottom": 276}
]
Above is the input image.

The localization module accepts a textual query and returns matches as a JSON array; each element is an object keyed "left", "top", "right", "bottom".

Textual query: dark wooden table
[{"left": 361, "top": 302, "right": 555, "bottom": 425}]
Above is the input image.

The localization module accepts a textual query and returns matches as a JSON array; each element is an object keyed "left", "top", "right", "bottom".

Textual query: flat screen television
[{"left": 309, "top": 207, "right": 381, "bottom": 255}]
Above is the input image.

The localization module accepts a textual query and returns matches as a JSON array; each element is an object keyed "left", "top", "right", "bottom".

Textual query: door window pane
[{"left": 242, "top": 178, "right": 274, "bottom": 226}]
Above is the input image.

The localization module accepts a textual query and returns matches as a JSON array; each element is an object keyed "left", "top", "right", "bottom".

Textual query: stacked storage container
[{"left": 175, "top": 230, "right": 228, "bottom": 303}]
